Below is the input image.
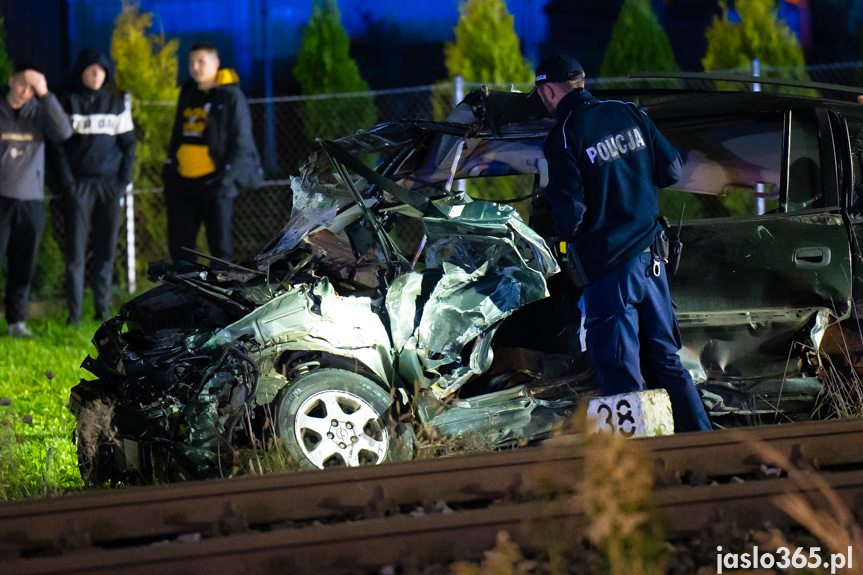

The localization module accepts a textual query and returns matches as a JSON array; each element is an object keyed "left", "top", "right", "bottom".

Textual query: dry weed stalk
[
  {"left": 449, "top": 408, "right": 666, "bottom": 574},
  {"left": 414, "top": 425, "right": 496, "bottom": 459},
  {"left": 233, "top": 404, "right": 300, "bottom": 476},
  {"left": 815, "top": 317, "right": 863, "bottom": 418},
  {"left": 728, "top": 429, "right": 862, "bottom": 574},
  {"left": 816, "top": 352, "right": 863, "bottom": 419},
  {"left": 450, "top": 531, "right": 537, "bottom": 575},
  {"left": 575, "top": 409, "right": 667, "bottom": 575}
]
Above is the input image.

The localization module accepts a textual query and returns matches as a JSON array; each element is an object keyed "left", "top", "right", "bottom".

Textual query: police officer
[{"left": 533, "top": 55, "right": 710, "bottom": 433}]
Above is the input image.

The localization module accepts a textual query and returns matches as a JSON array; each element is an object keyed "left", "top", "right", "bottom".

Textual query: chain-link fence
[{"left": 39, "top": 62, "right": 863, "bottom": 299}]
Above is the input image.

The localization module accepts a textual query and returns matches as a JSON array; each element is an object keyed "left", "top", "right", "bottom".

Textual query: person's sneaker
[
  {"left": 66, "top": 316, "right": 80, "bottom": 329},
  {"left": 7, "top": 322, "right": 33, "bottom": 338}
]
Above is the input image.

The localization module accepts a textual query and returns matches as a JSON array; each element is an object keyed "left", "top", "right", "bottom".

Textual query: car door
[
  {"left": 657, "top": 108, "right": 853, "bottom": 383},
  {"left": 836, "top": 108, "right": 863, "bottom": 314}
]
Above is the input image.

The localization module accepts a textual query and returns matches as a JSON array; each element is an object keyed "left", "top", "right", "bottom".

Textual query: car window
[
  {"left": 786, "top": 111, "right": 823, "bottom": 212},
  {"left": 658, "top": 114, "right": 785, "bottom": 220},
  {"left": 845, "top": 116, "right": 863, "bottom": 213}
]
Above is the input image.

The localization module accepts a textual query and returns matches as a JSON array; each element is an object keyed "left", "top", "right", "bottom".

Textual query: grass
[
  {"left": 0, "top": 296, "right": 125, "bottom": 501},
  {"left": 816, "top": 321, "right": 863, "bottom": 420}
]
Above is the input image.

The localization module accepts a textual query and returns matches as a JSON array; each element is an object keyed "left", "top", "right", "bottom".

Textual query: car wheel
[{"left": 274, "top": 369, "right": 414, "bottom": 469}]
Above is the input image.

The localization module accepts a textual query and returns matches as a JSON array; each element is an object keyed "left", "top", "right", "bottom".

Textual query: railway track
[{"left": 3, "top": 418, "right": 863, "bottom": 574}]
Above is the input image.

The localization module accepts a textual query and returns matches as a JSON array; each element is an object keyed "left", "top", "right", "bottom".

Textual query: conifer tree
[
  {"left": 703, "top": 0, "right": 812, "bottom": 93},
  {"left": 293, "top": 0, "right": 376, "bottom": 142},
  {"left": 599, "top": 0, "right": 679, "bottom": 87},
  {"left": 0, "top": 17, "right": 12, "bottom": 85},
  {"left": 444, "top": 0, "right": 533, "bottom": 85},
  {"left": 438, "top": 0, "right": 533, "bottom": 124},
  {"left": 111, "top": 1, "right": 180, "bottom": 274},
  {"left": 443, "top": 0, "right": 534, "bottom": 209},
  {"left": 111, "top": 0, "right": 179, "bottom": 188}
]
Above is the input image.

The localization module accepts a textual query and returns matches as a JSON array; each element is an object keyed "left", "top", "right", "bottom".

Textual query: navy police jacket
[{"left": 541, "top": 89, "right": 682, "bottom": 283}]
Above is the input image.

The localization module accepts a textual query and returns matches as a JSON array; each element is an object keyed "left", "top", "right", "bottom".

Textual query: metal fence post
[
  {"left": 125, "top": 184, "right": 136, "bottom": 294},
  {"left": 454, "top": 75, "right": 466, "bottom": 194},
  {"left": 752, "top": 58, "right": 761, "bottom": 92},
  {"left": 261, "top": 0, "right": 278, "bottom": 173},
  {"left": 752, "top": 59, "right": 765, "bottom": 215}
]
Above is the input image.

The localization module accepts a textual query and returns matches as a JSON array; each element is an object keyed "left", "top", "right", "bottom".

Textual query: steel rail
[
  {"left": 5, "top": 468, "right": 863, "bottom": 575},
  {"left": 1, "top": 418, "right": 862, "bottom": 565}
]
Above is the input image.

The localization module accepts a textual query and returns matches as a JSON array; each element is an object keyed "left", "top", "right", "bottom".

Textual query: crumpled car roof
[{"left": 253, "top": 118, "right": 553, "bottom": 262}]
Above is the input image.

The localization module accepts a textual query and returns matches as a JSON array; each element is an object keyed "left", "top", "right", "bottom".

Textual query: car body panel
[
  {"left": 671, "top": 211, "right": 853, "bottom": 382},
  {"left": 387, "top": 201, "right": 559, "bottom": 398},
  {"left": 190, "top": 278, "right": 395, "bottom": 402}
]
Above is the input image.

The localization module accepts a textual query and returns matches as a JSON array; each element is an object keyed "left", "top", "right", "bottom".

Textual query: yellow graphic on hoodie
[
  {"left": 176, "top": 70, "right": 240, "bottom": 179},
  {"left": 177, "top": 103, "right": 215, "bottom": 178}
]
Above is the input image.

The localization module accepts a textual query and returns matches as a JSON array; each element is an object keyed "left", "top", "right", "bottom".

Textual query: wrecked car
[
  {"left": 70, "top": 81, "right": 863, "bottom": 483},
  {"left": 69, "top": 101, "right": 592, "bottom": 483}
]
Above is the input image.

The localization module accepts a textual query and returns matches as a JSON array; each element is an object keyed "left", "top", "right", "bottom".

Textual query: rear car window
[
  {"left": 656, "top": 111, "right": 823, "bottom": 220},
  {"left": 659, "top": 114, "right": 783, "bottom": 219},
  {"left": 845, "top": 116, "right": 863, "bottom": 213},
  {"left": 786, "top": 111, "right": 823, "bottom": 212}
]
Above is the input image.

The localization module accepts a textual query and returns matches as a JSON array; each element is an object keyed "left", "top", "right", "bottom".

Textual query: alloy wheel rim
[{"left": 293, "top": 390, "right": 388, "bottom": 468}]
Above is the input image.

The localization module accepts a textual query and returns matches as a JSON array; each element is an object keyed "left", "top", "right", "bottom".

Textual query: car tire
[{"left": 274, "top": 369, "right": 414, "bottom": 469}]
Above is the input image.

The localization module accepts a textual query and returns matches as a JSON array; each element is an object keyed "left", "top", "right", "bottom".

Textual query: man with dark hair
[
  {"left": 162, "top": 42, "right": 262, "bottom": 263},
  {"left": 53, "top": 48, "right": 136, "bottom": 327},
  {"left": 0, "top": 64, "right": 72, "bottom": 337},
  {"left": 533, "top": 55, "right": 711, "bottom": 432}
]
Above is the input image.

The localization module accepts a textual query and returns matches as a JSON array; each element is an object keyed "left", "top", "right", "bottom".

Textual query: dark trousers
[
  {"left": 582, "top": 251, "right": 711, "bottom": 433},
  {"left": 165, "top": 177, "right": 235, "bottom": 263},
  {"left": 64, "top": 178, "right": 122, "bottom": 323},
  {"left": 0, "top": 198, "right": 45, "bottom": 325}
]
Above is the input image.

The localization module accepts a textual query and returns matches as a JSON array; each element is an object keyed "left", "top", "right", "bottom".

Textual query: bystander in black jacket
[
  {"left": 53, "top": 47, "right": 136, "bottom": 326},
  {"left": 163, "top": 70, "right": 262, "bottom": 195},
  {"left": 162, "top": 69, "right": 262, "bottom": 263},
  {"left": 54, "top": 49, "right": 136, "bottom": 189}
]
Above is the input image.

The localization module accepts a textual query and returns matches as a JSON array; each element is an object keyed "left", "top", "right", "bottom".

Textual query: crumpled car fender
[
  {"left": 386, "top": 201, "right": 560, "bottom": 398},
  {"left": 189, "top": 278, "right": 394, "bottom": 402}
]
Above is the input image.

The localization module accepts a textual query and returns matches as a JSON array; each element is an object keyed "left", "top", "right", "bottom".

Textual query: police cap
[{"left": 534, "top": 55, "right": 584, "bottom": 85}]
